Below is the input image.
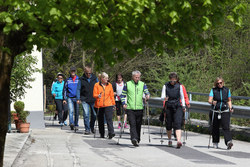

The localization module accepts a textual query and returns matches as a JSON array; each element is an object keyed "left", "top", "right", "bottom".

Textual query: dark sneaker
[
  {"left": 70, "top": 124, "right": 74, "bottom": 130},
  {"left": 108, "top": 133, "right": 115, "bottom": 139},
  {"left": 177, "top": 142, "right": 182, "bottom": 149},
  {"left": 168, "top": 141, "right": 173, "bottom": 147},
  {"left": 100, "top": 134, "right": 105, "bottom": 138},
  {"left": 91, "top": 128, "right": 95, "bottom": 133},
  {"left": 84, "top": 131, "right": 91, "bottom": 135},
  {"left": 132, "top": 139, "right": 139, "bottom": 147},
  {"left": 227, "top": 141, "right": 233, "bottom": 150}
]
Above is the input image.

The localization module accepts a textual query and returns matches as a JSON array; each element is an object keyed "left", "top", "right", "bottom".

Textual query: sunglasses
[
  {"left": 170, "top": 80, "right": 177, "bottom": 84},
  {"left": 217, "top": 82, "right": 223, "bottom": 85},
  {"left": 85, "top": 73, "right": 91, "bottom": 75},
  {"left": 58, "top": 77, "right": 63, "bottom": 79}
]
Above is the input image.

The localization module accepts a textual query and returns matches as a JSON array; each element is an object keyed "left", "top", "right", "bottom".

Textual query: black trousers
[
  {"left": 115, "top": 101, "right": 124, "bottom": 116},
  {"left": 211, "top": 111, "right": 232, "bottom": 145},
  {"left": 55, "top": 99, "right": 68, "bottom": 123},
  {"left": 62, "top": 103, "right": 68, "bottom": 122},
  {"left": 96, "top": 106, "right": 114, "bottom": 137},
  {"left": 165, "top": 106, "right": 183, "bottom": 131},
  {"left": 127, "top": 109, "right": 143, "bottom": 142}
]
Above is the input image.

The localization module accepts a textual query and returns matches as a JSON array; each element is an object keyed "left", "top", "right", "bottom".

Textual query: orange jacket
[{"left": 93, "top": 82, "right": 115, "bottom": 108}]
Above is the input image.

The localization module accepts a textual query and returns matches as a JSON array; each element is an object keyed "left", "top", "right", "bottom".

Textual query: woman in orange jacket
[{"left": 93, "top": 72, "right": 116, "bottom": 139}]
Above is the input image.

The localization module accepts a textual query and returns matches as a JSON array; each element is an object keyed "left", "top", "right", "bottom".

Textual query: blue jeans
[
  {"left": 81, "top": 101, "right": 96, "bottom": 132},
  {"left": 67, "top": 98, "right": 79, "bottom": 126}
]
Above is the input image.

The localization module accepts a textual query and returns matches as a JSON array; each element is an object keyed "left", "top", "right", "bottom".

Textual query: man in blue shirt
[{"left": 63, "top": 67, "right": 80, "bottom": 130}]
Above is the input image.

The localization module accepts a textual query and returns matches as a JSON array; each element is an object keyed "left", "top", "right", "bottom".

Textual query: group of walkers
[
  {"left": 51, "top": 67, "right": 234, "bottom": 149},
  {"left": 51, "top": 66, "right": 127, "bottom": 138}
]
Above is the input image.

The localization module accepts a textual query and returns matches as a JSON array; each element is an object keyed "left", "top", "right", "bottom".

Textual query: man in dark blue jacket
[
  {"left": 77, "top": 66, "right": 98, "bottom": 134},
  {"left": 63, "top": 67, "right": 80, "bottom": 130}
]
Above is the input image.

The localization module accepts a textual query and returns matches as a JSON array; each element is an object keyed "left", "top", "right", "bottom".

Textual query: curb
[
  {"left": 12, "top": 130, "right": 31, "bottom": 166},
  {"left": 4, "top": 130, "right": 31, "bottom": 167}
]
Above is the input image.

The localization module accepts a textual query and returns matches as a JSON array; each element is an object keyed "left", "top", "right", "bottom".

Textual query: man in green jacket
[{"left": 121, "top": 70, "right": 150, "bottom": 146}]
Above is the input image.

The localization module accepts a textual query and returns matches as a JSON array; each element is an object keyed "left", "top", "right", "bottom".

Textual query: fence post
[
  {"left": 189, "top": 94, "right": 192, "bottom": 101},
  {"left": 44, "top": 85, "right": 46, "bottom": 112}
]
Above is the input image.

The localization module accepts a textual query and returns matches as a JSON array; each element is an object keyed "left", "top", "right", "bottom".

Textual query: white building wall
[{"left": 11, "top": 46, "right": 45, "bottom": 128}]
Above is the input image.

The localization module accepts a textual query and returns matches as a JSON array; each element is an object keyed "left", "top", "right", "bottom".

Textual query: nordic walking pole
[
  {"left": 117, "top": 108, "right": 126, "bottom": 145},
  {"left": 143, "top": 103, "right": 146, "bottom": 135},
  {"left": 146, "top": 101, "right": 151, "bottom": 143},
  {"left": 183, "top": 107, "right": 188, "bottom": 145},
  {"left": 94, "top": 92, "right": 102, "bottom": 138},
  {"left": 183, "top": 108, "right": 190, "bottom": 144},
  {"left": 208, "top": 109, "right": 215, "bottom": 149},
  {"left": 183, "top": 119, "right": 186, "bottom": 144},
  {"left": 160, "top": 122, "right": 163, "bottom": 144},
  {"left": 160, "top": 117, "right": 165, "bottom": 144},
  {"left": 160, "top": 100, "right": 167, "bottom": 144},
  {"left": 186, "top": 108, "right": 190, "bottom": 141}
]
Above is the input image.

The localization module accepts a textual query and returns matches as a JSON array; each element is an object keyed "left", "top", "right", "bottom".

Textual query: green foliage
[
  {"left": 190, "top": 113, "right": 209, "bottom": 120},
  {"left": 11, "top": 111, "right": 16, "bottom": 114},
  {"left": 233, "top": 133, "right": 250, "bottom": 142},
  {"left": 53, "top": 46, "right": 70, "bottom": 65},
  {"left": 231, "top": 118, "right": 250, "bottom": 127},
  {"left": 186, "top": 124, "right": 210, "bottom": 135},
  {"left": 0, "top": 0, "right": 246, "bottom": 67},
  {"left": 18, "top": 110, "right": 30, "bottom": 123},
  {"left": 13, "top": 101, "right": 30, "bottom": 122},
  {"left": 10, "top": 54, "right": 41, "bottom": 102},
  {"left": 14, "top": 101, "right": 25, "bottom": 114},
  {"left": 47, "top": 105, "right": 56, "bottom": 113}
]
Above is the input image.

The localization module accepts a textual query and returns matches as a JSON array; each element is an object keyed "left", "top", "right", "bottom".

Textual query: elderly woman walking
[{"left": 93, "top": 72, "right": 116, "bottom": 139}]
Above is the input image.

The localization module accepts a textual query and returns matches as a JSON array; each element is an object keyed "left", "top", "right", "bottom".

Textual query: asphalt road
[{"left": 7, "top": 121, "right": 250, "bottom": 167}]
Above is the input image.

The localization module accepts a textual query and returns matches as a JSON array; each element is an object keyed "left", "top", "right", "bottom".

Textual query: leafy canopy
[{"left": 0, "top": 0, "right": 246, "bottom": 68}]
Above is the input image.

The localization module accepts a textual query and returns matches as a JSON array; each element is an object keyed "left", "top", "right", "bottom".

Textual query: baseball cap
[
  {"left": 70, "top": 67, "right": 76, "bottom": 71},
  {"left": 57, "top": 72, "right": 64, "bottom": 77}
]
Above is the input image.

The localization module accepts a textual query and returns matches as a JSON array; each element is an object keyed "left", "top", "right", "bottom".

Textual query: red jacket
[{"left": 181, "top": 84, "right": 190, "bottom": 106}]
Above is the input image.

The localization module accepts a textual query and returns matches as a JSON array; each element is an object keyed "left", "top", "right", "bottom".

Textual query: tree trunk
[
  {"left": 0, "top": 34, "right": 14, "bottom": 167},
  {"left": 82, "top": 50, "right": 86, "bottom": 68}
]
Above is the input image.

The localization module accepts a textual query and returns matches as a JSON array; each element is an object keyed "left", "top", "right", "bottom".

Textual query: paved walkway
[{"left": 4, "top": 119, "right": 250, "bottom": 167}]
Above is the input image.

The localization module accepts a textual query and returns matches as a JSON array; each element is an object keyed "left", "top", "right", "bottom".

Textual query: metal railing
[
  {"left": 149, "top": 92, "right": 250, "bottom": 119},
  {"left": 188, "top": 92, "right": 250, "bottom": 101}
]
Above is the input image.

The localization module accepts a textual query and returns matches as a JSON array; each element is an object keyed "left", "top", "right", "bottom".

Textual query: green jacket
[{"left": 121, "top": 80, "right": 149, "bottom": 110}]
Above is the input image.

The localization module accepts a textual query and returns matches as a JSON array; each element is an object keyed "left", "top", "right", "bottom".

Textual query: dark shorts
[
  {"left": 165, "top": 105, "right": 183, "bottom": 130},
  {"left": 115, "top": 101, "right": 126, "bottom": 116}
]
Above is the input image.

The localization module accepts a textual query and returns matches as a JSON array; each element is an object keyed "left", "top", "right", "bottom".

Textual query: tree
[
  {"left": 0, "top": 0, "right": 245, "bottom": 165},
  {"left": 10, "top": 53, "right": 41, "bottom": 102}
]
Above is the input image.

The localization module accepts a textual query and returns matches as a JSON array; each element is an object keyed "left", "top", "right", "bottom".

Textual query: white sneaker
[{"left": 213, "top": 143, "right": 218, "bottom": 149}]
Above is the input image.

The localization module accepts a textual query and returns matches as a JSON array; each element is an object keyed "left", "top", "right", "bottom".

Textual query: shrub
[
  {"left": 14, "top": 101, "right": 25, "bottom": 114},
  {"left": 19, "top": 111, "right": 30, "bottom": 123},
  {"left": 47, "top": 105, "right": 56, "bottom": 113}
]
